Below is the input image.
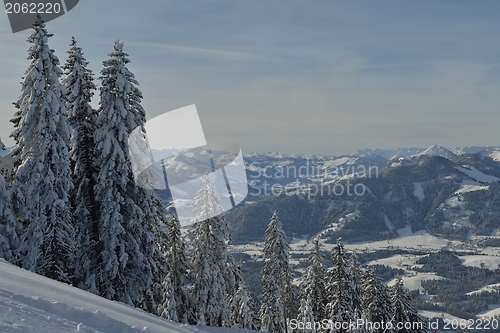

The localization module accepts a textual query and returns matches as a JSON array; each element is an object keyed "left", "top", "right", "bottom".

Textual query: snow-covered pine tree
[
  {"left": 390, "top": 278, "right": 426, "bottom": 333},
  {"left": 361, "top": 269, "right": 393, "bottom": 333},
  {"left": 10, "top": 16, "right": 75, "bottom": 283},
  {"left": 295, "top": 298, "right": 317, "bottom": 333},
  {"left": 349, "top": 252, "right": 364, "bottom": 320},
  {"left": 160, "top": 274, "right": 178, "bottom": 322},
  {"left": 190, "top": 174, "right": 231, "bottom": 327},
  {"left": 120, "top": 43, "right": 172, "bottom": 314},
  {"left": 0, "top": 175, "right": 21, "bottom": 263},
  {"left": 259, "top": 211, "right": 294, "bottom": 333},
  {"left": 260, "top": 275, "right": 286, "bottom": 333},
  {"left": 325, "top": 238, "right": 354, "bottom": 333},
  {"left": 63, "top": 36, "right": 100, "bottom": 291},
  {"left": 133, "top": 190, "right": 170, "bottom": 314},
  {"left": 92, "top": 40, "right": 155, "bottom": 304},
  {"left": 166, "top": 213, "right": 190, "bottom": 322},
  {"left": 232, "top": 279, "right": 258, "bottom": 330},
  {"left": 230, "top": 264, "right": 258, "bottom": 330},
  {"left": 300, "top": 238, "right": 327, "bottom": 322}
]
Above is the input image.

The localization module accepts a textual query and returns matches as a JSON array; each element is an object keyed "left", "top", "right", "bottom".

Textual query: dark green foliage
[
  {"left": 368, "top": 264, "right": 405, "bottom": 281},
  {"left": 417, "top": 250, "right": 500, "bottom": 319}
]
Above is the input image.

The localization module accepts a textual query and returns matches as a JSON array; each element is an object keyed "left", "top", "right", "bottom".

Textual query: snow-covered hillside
[{"left": 0, "top": 259, "right": 250, "bottom": 333}]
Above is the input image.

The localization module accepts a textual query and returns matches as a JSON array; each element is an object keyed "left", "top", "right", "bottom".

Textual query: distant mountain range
[
  {"left": 5, "top": 140, "right": 500, "bottom": 246},
  {"left": 224, "top": 145, "right": 500, "bottom": 244}
]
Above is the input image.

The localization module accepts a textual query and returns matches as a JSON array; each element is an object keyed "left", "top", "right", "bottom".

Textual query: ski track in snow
[{"left": 0, "top": 259, "right": 251, "bottom": 333}]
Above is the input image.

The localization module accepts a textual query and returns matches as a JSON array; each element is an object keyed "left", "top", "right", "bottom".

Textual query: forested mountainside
[{"left": 225, "top": 149, "right": 500, "bottom": 244}]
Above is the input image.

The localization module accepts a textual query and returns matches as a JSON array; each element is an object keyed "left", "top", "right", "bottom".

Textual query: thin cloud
[{"left": 127, "top": 40, "right": 278, "bottom": 63}]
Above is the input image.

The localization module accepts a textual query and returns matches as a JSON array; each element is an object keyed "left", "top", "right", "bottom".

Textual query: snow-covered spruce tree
[
  {"left": 0, "top": 175, "right": 21, "bottom": 263},
  {"left": 361, "top": 269, "right": 393, "bottom": 333},
  {"left": 230, "top": 264, "right": 258, "bottom": 330},
  {"left": 133, "top": 191, "right": 170, "bottom": 314},
  {"left": 349, "top": 252, "right": 364, "bottom": 320},
  {"left": 114, "top": 43, "right": 171, "bottom": 314},
  {"left": 325, "top": 238, "right": 354, "bottom": 333},
  {"left": 295, "top": 298, "right": 317, "bottom": 333},
  {"left": 165, "top": 213, "right": 190, "bottom": 322},
  {"left": 159, "top": 274, "right": 178, "bottom": 322},
  {"left": 259, "top": 211, "right": 294, "bottom": 333},
  {"left": 260, "top": 275, "right": 286, "bottom": 333},
  {"left": 390, "top": 278, "right": 426, "bottom": 333},
  {"left": 93, "top": 40, "right": 157, "bottom": 304},
  {"left": 63, "top": 36, "right": 100, "bottom": 291},
  {"left": 300, "top": 238, "right": 327, "bottom": 322},
  {"left": 190, "top": 174, "right": 232, "bottom": 327},
  {"left": 9, "top": 17, "right": 75, "bottom": 283}
]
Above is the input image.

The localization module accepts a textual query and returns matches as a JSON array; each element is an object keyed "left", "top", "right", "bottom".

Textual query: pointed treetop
[
  {"left": 114, "top": 40, "right": 123, "bottom": 52},
  {"left": 34, "top": 14, "right": 44, "bottom": 27}
]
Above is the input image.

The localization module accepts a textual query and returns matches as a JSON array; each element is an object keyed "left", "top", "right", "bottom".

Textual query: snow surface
[
  {"left": 323, "top": 157, "right": 356, "bottom": 167},
  {"left": 413, "top": 183, "right": 425, "bottom": 201},
  {"left": 459, "top": 255, "right": 500, "bottom": 270},
  {"left": 0, "top": 259, "right": 251, "bottom": 333},
  {"left": 453, "top": 180, "right": 489, "bottom": 195},
  {"left": 411, "top": 145, "right": 456, "bottom": 159},
  {"left": 454, "top": 166, "right": 500, "bottom": 183},
  {"left": 489, "top": 151, "right": 500, "bottom": 162},
  {"left": 477, "top": 304, "right": 500, "bottom": 319},
  {"left": 387, "top": 273, "right": 445, "bottom": 292},
  {"left": 365, "top": 254, "right": 422, "bottom": 269},
  {"left": 466, "top": 283, "right": 500, "bottom": 296},
  {"left": 418, "top": 309, "right": 464, "bottom": 321},
  {"left": 345, "top": 226, "right": 458, "bottom": 251}
]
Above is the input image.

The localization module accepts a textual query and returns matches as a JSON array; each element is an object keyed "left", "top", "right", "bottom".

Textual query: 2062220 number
[
  {"left": 443, "top": 318, "right": 499, "bottom": 330},
  {"left": 5, "top": 2, "right": 61, "bottom": 14}
]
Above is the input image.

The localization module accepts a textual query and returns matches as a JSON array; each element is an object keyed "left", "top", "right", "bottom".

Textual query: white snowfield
[
  {"left": 477, "top": 304, "right": 500, "bottom": 319},
  {"left": 454, "top": 166, "right": 500, "bottom": 183},
  {"left": 0, "top": 260, "right": 251, "bottom": 333},
  {"left": 459, "top": 255, "right": 500, "bottom": 271},
  {"left": 387, "top": 273, "right": 445, "bottom": 292}
]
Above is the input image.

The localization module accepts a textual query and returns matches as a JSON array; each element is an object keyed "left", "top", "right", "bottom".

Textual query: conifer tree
[
  {"left": 0, "top": 175, "right": 21, "bottom": 263},
  {"left": 92, "top": 40, "right": 155, "bottom": 304},
  {"left": 362, "top": 269, "right": 393, "bottom": 333},
  {"left": 259, "top": 211, "right": 294, "bottom": 333},
  {"left": 230, "top": 264, "right": 258, "bottom": 330},
  {"left": 349, "top": 252, "right": 364, "bottom": 320},
  {"left": 232, "top": 279, "right": 259, "bottom": 330},
  {"left": 10, "top": 16, "right": 75, "bottom": 283},
  {"left": 63, "top": 36, "right": 100, "bottom": 291},
  {"left": 300, "top": 238, "right": 327, "bottom": 322},
  {"left": 160, "top": 274, "right": 178, "bottom": 322},
  {"left": 190, "top": 174, "right": 231, "bottom": 327},
  {"left": 390, "top": 278, "right": 426, "bottom": 333},
  {"left": 166, "top": 213, "right": 190, "bottom": 322},
  {"left": 115, "top": 41, "right": 170, "bottom": 314},
  {"left": 296, "top": 298, "right": 317, "bottom": 333},
  {"left": 133, "top": 191, "right": 170, "bottom": 314},
  {"left": 260, "top": 276, "right": 286, "bottom": 333},
  {"left": 325, "top": 238, "right": 354, "bottom": 333}
]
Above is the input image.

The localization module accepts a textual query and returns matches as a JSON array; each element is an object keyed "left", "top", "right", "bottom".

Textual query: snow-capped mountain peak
[{"left": 411, "top": 145, "right": 456, "bottom": 159}]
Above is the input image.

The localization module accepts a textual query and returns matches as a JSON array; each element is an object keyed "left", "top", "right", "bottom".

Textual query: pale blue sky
[{"left": 1, "top": 0, "right": 499, "bottom": 155}]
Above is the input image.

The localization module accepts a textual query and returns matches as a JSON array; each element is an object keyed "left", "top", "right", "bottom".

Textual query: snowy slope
[
  {"left": 411, "top": 145, "right": 456, "bottom": 159},
  {"left": 0, "top": 259, "right": 250, "bottom": 333},
  {"left": 454, "top": 166, "right": 500, "bottom": 183}
]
